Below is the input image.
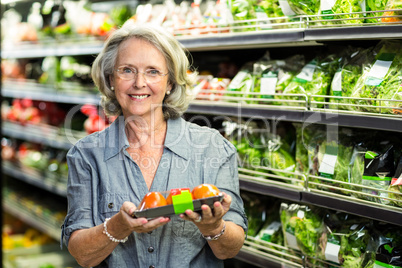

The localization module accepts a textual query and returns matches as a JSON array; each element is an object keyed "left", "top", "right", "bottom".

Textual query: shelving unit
[{"left": 2, "top": 6, "right": 402, "bottom": 267}]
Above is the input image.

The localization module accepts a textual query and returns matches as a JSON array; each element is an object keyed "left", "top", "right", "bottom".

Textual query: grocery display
[{"left": 2, "top": 0, "right": 402, "bottom": 267}]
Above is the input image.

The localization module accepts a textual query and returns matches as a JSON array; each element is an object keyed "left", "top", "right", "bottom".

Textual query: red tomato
[
  {"left": 139, "top": 192, "right": 167, "bottom": 210},
  {"left": 166, "top": 188, "right": 191, "bottom": 205},
  {"left": 191, "top": 184, "right": 220, "bottom": 200}
]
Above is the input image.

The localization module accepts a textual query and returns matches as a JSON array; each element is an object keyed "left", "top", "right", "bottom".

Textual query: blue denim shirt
[{"left": 61, "top": 116, "right": 248, "bottom": 268}]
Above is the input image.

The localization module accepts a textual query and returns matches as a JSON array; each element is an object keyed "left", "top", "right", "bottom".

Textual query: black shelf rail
[
  {"left": 2, "top": 81, "right": 101, "bottom": 105},
  {"left": 3, "top": 161, "right": 67, "bottom": 197}
]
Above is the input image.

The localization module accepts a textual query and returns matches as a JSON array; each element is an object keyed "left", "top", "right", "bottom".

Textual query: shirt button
[
  {"left": 149, "top": 266, "right": 155, "bottom": 268},
  {"left": 108, "top": 203, "right": 114, "bottom": 209},
  {"left": 148, "top": 247, "right": 154, "bottom": 253}
]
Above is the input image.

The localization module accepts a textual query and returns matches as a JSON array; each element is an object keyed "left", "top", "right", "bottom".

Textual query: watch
[{"left": 202, "top": 221, "right": 226, "bottom": 241}]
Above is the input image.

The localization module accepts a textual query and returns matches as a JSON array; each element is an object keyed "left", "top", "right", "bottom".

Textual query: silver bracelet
[
  {"left": 103, "top": 217, "right": 128, "bottom": 243},
  {"left": 202, "top": 221, "right": 226, "bottom": 241}
]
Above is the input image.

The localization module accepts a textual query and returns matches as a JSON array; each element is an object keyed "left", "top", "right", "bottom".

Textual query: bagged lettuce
[
  {"left": 350, "top": 141, "right": 396, "bottom": 204},
  {"left": 329, "top": 47, "right": 375, "bottom": 111},
  {"left": 372, "top": 223, "right": 402, "bottom": 268},
  {"left": 287, "top": 0, "right": 320, "bottom": 16},
  {"left": 388, "top": 156, "right": 402, "bottom": 207},
  {"left": 351, "top": 40, "right": 402, "bottom": 114},
  {"left": 252, "top": 54, "right": 305, "bottom": 106},
  {"left": 365, "top": 0, "right": 389, "bottom": 23},
  {"left": 331, "top": 0, "right": 366, "bottom": 24},
  {"left": 280, "top": 202, "right": 326, "bottom": 259},
  {"left": 322, "top": 212, "right": 375, "bottom": 268},
  {"left": 283, "top": 53, "right": 341, "bottom": 107},
  {"left": 226, "top": 62, "right": 254, "bottom": 103}
]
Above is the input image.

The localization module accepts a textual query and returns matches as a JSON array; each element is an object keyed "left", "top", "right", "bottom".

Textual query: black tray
[{"left": 133, "top": 193, "right": 224, "bottom": 219}]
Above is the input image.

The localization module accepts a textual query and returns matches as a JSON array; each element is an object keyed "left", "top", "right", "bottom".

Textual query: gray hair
[{"left": 91, "top": 22, "right": 197, "bottom": 119}]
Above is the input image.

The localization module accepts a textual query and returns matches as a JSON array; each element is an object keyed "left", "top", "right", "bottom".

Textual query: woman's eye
[
  {"left": 122, "top": 67, "right": 134, "bottom": 74},
  {"left": 147, "top": 69, "right": 160, "bottom": 76}
]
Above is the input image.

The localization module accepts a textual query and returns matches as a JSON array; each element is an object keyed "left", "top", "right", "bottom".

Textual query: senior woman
[{"left": 61, "top": 22, "right": 247, "bottom": 268}]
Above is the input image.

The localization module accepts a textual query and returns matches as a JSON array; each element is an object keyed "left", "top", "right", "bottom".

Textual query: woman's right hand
[{"left": 111, "top": 201, "right": 171, "bottom": 236}]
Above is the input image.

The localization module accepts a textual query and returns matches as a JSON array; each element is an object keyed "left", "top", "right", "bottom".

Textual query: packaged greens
[
  {"left": 255, "top": 199, "right": 284, "bottom": 246},
  {"left": 330, "top": 47, "right": 375, "bottom": 111},
  {"left": 322, "top": 212, "right": 375, "bottom": 268},
  {"left": 287, "top": 0, "right": 320, "bottom": 16},
  {"left": 365, "top": 0, "right": 389, "bottom": 23},
  {"left": 228, "top": 120, "right": 266, "bottom": 168},
  {"left": 252, "top": 53, "right": 306, "bottom": 106},
  {"left": 372, "top": 223, "right": 402, "bottom": 268},
  {"left": 241, "top": 192, "right": 268, "bottom": 236},
  {"left": 262, "top": 134, "right": 297, "bottom": 180},
  {"left": 351, "top": 40, "right": 402, "bottom": 114},
  {"left": 294, "top": 123, "right": 309, "bottom": 175},
  {"left": 331, "top": 0, "right": 366, "bottom": 24},
  {"left": 351, "top": 142, "right": 396, "bottom": 204},
  {"left": 381, "top": 0, "right": 402, "bottom": 24},
  {"left": 388, "top": 156, "right": 402, "bottom": 207},
  {"left": 230, "top": 0, "right": 257, "bottom": 31},
  {"left": 280, "top": 202, "right": 326, "bottom": 259},
  {"left": 283, "top": 53, "right": 341, "bottom": 108},
  {"left": 226, "top": 62, "right": 254, "bottom": 103}
]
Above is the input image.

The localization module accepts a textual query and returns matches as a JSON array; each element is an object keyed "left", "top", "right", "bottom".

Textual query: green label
[
  {"left": 172, "top": 190, "right": 194, "bottom": 214},
  {"left": 363, "top": 175, "right": 392, "bottom": 181},
  {"left": 374, "top": 260, "right": 402, "bottom": 268}
]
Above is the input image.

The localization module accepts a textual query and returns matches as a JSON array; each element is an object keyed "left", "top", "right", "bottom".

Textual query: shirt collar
[{"left": 104, "top": 116, "right": 189, "bottom": 161}]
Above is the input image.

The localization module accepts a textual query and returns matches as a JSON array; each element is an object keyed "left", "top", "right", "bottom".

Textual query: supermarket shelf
[
  {"left": 2, "top": 121, "right": 85, "bottom": 150},
  {"left": 177, "top": 29, "right": 306, "bottom": 51},
  {"left": 3, "top": 198, "right": 62, "bottom": 241},
  {"left": 1, "top": 39, "right": 104, "bottom": 59},
  {"left": 237, "top": 238, "right": 303, "bottom": 268},
  {"left": 2, "top": 24, "right": 402, "bottom": 57},
  {"left": 188, "top": 102, "right": 306, "bottom": 122},
  {"left": 303, "top": 111, "right": 402, "bottom": 133},
  {"left": 3, "top": 161, "right": 67, "bottom": 197},
  {"left": 2, "top": 80, "right": 101, "bottom": 105},
  {"left": 302, "top": 191, "right": 402, "bottom": 227},
  {"left": 304, "top": 24, "right": 402, "bottom": 42}
]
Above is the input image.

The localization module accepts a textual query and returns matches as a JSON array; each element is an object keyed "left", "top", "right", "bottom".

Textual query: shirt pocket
[{"left": 98, "top": 193, "right": 129, "bottom": 220}]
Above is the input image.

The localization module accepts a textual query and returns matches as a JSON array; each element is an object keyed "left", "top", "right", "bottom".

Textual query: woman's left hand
[{"left": 180, "top": 192, "right": 231, "bottom": 235}]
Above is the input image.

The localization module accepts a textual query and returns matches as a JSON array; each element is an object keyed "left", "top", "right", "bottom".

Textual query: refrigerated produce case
[{"left": 2, "top": 0, "right": 402, "bottom": 267}]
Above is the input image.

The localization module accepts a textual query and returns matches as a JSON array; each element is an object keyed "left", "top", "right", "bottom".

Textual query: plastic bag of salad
[
  {"left": 360, "top": 143, "right": 395, "bottom": 204},
  {"left": 371, "top": 223, "right": 402, "bottom": 268},
  {"left": 280, "top": 203, "right": 326, "bottom": 260},
  {"left": 230, "top": 0, "right": 257, "bottom": 31},
  {"left": 226, "top": 120, "right": 267, "bottom": 169},
  {"left": 283, "top": 53, "right": 341, "bottom": 108},
  {"left": 322, "top": 212, "right": 374, "bottom": 268},
  {"left": 226, "top": 62, "right": 254, "bottom": 104},
  {"left": 388, "top": 156, "right": 402, "bottom": 207},
  {"left": 381, "top": 0, "right": 402, "bottom": 24},
  {"left": 252, "top": 54, "right": 306, "bottom": 106},
  {"left": 261, "top": 134, "right": 297, "bottom": 181},
  {"left": 329, "top": 46, "right": 375, "bottom": 111},
  {"left": 350, "top": 40, "right": 402, "bottom": 114},
  {"left": 330, "top": 0, "right": 366, "bottom": 25},
  {"left": 365, "top": 0, "right": 389, "bottom": 23}
]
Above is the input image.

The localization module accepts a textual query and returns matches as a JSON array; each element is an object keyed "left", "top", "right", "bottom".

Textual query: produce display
[
  {"left": 1, "top": 0, "right": 401, "bottom": 47},
  {"left": 275, "top": 202, "right": 402, "bottom": 268}
]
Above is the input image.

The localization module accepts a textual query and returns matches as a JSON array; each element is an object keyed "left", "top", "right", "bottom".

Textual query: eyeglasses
[{"left": 115, "top": 66, "right": 169, "bottom": 84}]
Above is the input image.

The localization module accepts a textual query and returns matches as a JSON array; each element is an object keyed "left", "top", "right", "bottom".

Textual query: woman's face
[{"left": 110, "top": 37, "right": 171, "bottom": 121}]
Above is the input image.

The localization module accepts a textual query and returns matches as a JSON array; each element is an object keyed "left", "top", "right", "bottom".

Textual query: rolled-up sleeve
[
  {"left": 212, "top": 140, "right": 248, "bottom": 234},
  {"left": 61, "top": 145, "right": 96, "bottom": 248}
]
